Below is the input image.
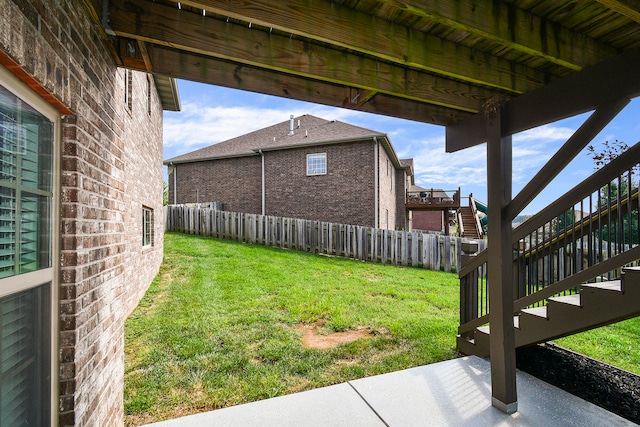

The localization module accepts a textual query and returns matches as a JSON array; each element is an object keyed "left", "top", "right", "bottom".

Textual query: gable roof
[{"left": 164, "top": 114, "right": 397, "bottom": 164}]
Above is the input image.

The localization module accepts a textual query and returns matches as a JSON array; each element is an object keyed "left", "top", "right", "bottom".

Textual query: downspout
[
  {"left": 170, "top": 162, "right": 177, "bottom": 204},
  {"left": 373, "top": 137, "right": 379, "bottom": 228},
  {"left": 259, "top": 149, "right": 265, "bottom": 215}
]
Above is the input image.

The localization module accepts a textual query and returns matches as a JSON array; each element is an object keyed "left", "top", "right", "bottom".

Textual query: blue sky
[{"left": 163, "top": 80, "right": 640, "bottom": 215}]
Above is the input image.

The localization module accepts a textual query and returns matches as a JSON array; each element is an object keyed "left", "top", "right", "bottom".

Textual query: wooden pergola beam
[
  {"left": 377, "top": 0, "right": 618, "bottom": 70},
  {"left": 171, "top": 0, "right": 547, "bottom": 94},
  {"left": 110, "top": 0, "right": 497, "bottom": 114},
  {"left": 594, "top": 0, "right": 640, "bottom": 24},
  {"left": 130, "top": 44, "right": 470, "bottom": 126},
  {"left": 446, "top": 46, "right": 640, "bottom": 152}
]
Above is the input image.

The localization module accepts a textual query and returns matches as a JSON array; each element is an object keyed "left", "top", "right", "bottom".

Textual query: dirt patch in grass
[{"left": 296, "top": 321, "right": 372, "bottom": 349}]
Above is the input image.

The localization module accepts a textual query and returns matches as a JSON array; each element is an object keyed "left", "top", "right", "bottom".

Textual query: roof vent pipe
[
  {"left": 289, "top": 115, "right": 294, "bottom": 135},
  {"left": 297, "top": 119, "right": 301, "bottom": 129}
]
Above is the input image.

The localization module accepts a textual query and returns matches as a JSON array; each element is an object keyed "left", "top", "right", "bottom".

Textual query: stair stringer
[{"left": 457, "top": 267, "right": 640, "bottom": 357}]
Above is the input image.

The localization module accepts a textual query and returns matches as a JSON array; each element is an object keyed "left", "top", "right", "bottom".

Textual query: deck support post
[{"left": 486, "top": 105, "right": 518, "bottom": 413}]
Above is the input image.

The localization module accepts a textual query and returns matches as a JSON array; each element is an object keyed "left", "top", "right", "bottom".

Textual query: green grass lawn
[
  {"left": 125, "top": 232, "right": 640, "bottom": 425},
  {"left": 124, "top": 232, "right": 461, "bottom": 424}
]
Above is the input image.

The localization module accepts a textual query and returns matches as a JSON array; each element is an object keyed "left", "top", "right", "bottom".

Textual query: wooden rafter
[
  {"left": 130, "top": 44, "right": 470, "bottom": 125},
  {"left": 110, "top": 0, "right": 498, "bottom": 113},
  {"left": 594, "top": 0, "right": 640, "bottom": 24},
  {"left": 376, "top": 0, "right": 618, "bottom": 70},
  {"left": 166, "top": 0, "right": 548, "bottom": 93}
]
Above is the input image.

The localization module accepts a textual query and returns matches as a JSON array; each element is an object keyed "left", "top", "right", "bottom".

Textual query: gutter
[
  {"left": 169, "top": 162, "right": 177, "bottom": 204},
  {"left": 374, "top": 137, "right": 379, "bottom": 228},
  {"left": 163, "top": 152, "right": 259, "bottom": 166}
]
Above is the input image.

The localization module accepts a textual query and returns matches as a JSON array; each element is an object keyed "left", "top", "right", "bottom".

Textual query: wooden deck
[{"left": 405, "top": 189, "right": 460, "bottom": 210}]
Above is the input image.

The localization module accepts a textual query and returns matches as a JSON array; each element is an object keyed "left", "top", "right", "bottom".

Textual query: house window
[
  {"left": 143, "top": 206, "right": 153, "bottom": 247},
  {"left": 306, "top": 153, "right": 326, "bottom": 176},
  {"left": 0, "top": 71, "right": 56, "bottom": 427}
]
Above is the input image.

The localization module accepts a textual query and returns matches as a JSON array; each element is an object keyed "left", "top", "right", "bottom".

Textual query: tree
[
  {"left": 553, "top": 207, "right": 575, "bottom": 234},
  {"left": 163, "top": 181, "right": 169, "bottom": 206},
  {"left": 586, "top": 140, "right": 638, "bottom": 245}
]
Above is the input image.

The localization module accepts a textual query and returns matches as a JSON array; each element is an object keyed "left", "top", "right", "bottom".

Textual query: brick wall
[
  {"left": 169, "top": 140, "right": 413, "bottom": 229},
  {"left": 170, "top": 155, "right": 262, "bottom": 213},
  {"left": 264, "top": 141, "right": 376, "bottom": 226},
  {"left": 395, "top": 168, "right": 408, "bottom": 230},
  {"left": 377, "top": 144, "right": 397, "bottom": 230},
  {"left": 412, "top": 210, "right": 445, "bottom": 232},
  {"left": 2, "top": 1, "right": 164, "bottom": 425}
]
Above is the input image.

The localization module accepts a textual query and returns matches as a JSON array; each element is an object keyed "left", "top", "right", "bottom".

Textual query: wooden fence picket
[{"left": 165, "top": 206, "right": 480, "bottom": 273}]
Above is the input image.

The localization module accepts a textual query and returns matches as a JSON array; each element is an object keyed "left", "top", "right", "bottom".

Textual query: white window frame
[
  {"left": 0, "top": 64, "right": 60, "bottom": 426},
  {"left": 143, "top": 206, "right": 154, "bottom": 247},
  {"left": 306, "top": 153, "right": 326, "bottom": 176}
]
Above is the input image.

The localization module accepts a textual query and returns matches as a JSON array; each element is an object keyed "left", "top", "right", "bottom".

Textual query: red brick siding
[
  {"left": 395, "top": 169, "right": 408, "bottom": 230},
  {"left": 3, "top": 1, "right": 164, "bottom": 425},
  {"left": 412, "top": 210, "right": 445, "bottom": 232},
  {"left": 377, "top": 145, "right": 396, "bottom": 229},
  {"left": 264, "top": 141, "right": 376, "bottom": 226},
  {"left": 170, "top": 156, "right": 262, "bottom": 213}
]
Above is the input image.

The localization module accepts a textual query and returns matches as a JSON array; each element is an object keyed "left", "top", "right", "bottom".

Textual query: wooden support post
[
  {"left": 486, "top": 106, "right": 518, "bottom": 413},
  {"left": 459, "top": 240, "right": 479, "bottom": 327}
]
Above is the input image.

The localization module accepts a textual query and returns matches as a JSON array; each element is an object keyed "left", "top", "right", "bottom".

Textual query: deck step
[
  {"left": 581, "top": 280, "right": 622, "bottom": 293},
  {"left": 548, "top": 294, "right": 581, "bottom": 307},
  {"left": 458, "top": 267, "right": 640, "bottom": 358},
  {"left": 520, "top": 306, "right": 547, "bottom": 319}
]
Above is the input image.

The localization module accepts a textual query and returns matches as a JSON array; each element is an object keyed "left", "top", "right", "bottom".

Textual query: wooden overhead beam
[
  {"left": 378, "top": 0, "right": 618, "bottom": 70},
  {"left": 446, "top": 47, "right": 640, "bottom": 152},
  {"left": 130, "top": 44, "right": 470, "bottom": 126},
  {"left": 594, "top": 0, "right": 640, "bottom": 24},
  {"left": 173, "top": 0, "right": 547, "bottom": 94},
  {"left": 506, "top": 97, "right": 630, "bottom": 220},
  {"left": 110, "top": 0, "right": 494, "bottom": 113}
]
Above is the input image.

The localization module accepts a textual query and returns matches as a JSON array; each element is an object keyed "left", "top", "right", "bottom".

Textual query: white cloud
[{"left": 513, "top": 125, "right": 574, "bottom": 143}]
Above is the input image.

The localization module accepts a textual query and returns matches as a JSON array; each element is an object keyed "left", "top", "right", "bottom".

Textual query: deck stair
[
  {"left": 458, "top": 267, "right": 640, "bottom": 357},
  {"left": 459, "top": 206, "right": 481, "bottom": 239}
]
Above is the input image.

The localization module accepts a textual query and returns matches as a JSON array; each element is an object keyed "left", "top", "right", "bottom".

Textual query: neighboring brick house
[
  {"left": 1, "top": 1, "right": 179, "bottom": 425},
  {"left": 166, "top": 115, "right": 413, "bottom": 230}
]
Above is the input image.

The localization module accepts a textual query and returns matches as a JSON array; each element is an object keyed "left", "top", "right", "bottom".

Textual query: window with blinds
[
  {"left": 0, "top": 284, "right": 50, "bottom": 427},
  {"left": 0, "top": 89, "right": 52, "bottom": 278},
  {"left": 0, "top": 78, "right": 54, "bottom": 426}
]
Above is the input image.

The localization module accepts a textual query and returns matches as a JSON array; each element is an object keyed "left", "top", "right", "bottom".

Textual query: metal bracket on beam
[{"left": 102, "top": 0, "right": 116, "bottom": 36}]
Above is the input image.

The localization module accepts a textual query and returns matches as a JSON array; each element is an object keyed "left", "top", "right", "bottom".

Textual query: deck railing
[
  {"left": 406, "top": 188, "right": 460, "bottom": 208},
  {"left": 459, "top": 142, "right": 640, "bottom": 337}
]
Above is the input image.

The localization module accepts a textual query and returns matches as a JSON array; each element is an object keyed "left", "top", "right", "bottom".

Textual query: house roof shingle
[{"left": 164, "top": 114, "right": 391, "bottom": 164}]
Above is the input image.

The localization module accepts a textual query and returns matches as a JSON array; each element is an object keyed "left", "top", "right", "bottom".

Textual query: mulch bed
[{"left": 516, "top": 343, "right": 640, "bottom": 424}]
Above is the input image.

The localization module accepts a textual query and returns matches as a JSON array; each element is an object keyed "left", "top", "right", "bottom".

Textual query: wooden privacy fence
[{"left": 164, "top": 206, "right": 486, "bottom": 273}]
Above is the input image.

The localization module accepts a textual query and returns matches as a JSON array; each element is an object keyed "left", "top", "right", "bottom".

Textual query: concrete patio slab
[
  {"left": 143, "top": 356, "right": 633, "bottom": 426},
  {"left": 142, "top": 382, "right": 386, "bottom": 427},
  {"left": 350, "top": 356, "right": 632, "bottom": 426}
]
